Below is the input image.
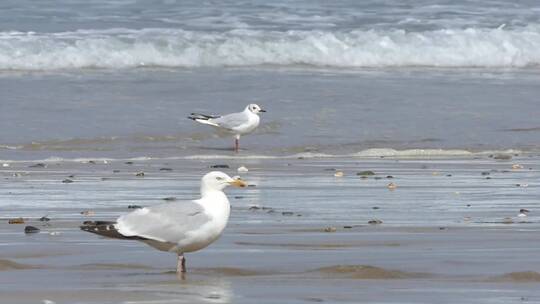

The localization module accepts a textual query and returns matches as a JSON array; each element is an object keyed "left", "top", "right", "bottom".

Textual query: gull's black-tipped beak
[{"left": 259, "top": 109, "right": 266, "bottom": 113}]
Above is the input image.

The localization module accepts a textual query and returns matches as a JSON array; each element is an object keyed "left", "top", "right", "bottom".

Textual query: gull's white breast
[{"left": 176, "top": 192, "right": 231, "bottom": 253}]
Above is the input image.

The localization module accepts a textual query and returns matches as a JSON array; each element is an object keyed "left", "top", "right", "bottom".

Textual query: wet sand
[{"left": 1, "top": 155, "right": 540, "bottom": 303}]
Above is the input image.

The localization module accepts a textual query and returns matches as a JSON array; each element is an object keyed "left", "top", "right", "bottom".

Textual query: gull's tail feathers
[
  {"left": 188, "top": 113, "right": 221, "bottom": 126},
  {"left": 80, "top": 221, "right": 147, "bottom": 240}
]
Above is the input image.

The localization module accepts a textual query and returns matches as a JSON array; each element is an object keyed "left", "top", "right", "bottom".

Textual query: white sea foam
[
  {"left": 1, "top": 26, "right": 539, "bottom": 70},
  {"left": 0, "top": 149, "right": 526, "bottom": 163}
]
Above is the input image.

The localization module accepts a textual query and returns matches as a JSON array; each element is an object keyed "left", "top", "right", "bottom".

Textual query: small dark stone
[
  {"left": 374, "top": 176, "right": 382, "bottom": 180},
  {"left": 68, "top": 175, "right": 75, "bottom": 178},
  {"left": 62, "top": 178, "right": 74, "bottom": 183},
  {"left": 163, "top": 197, "right": 177, "bottom": 201},
  {"left": 466, "top": 204, "right": 471, "bottom": 207},
  {"left": 368, "top": 219, "right": 383, "bottom": 225},
  {"left": 101, "top": 177, "right": 111, "bottom": 181},
  {"left": 113, "top": 170, "right": 120, "bottom": 173},
  {"left": 159, "top": 168, "right": 173, "bottom": 171},
  {"left": 266, "top": 209, "right": 276, "bottom": 214},
  {"left": 446, "top": 174, "right": 452, "bottom": 177},
  {"left": 125, "top": 161, "right": 134, "bottom": 165},
  {"left": 486, "top": 177, "right": 492, "bottom": 179},
  {"left": 481, "top": 171, "right": 490, "bottom": 176},
  {"left": 324, "top": 168, "right": 336, "bottom": 171},
  {"left": 128, "top": 205, "right": 143, "bottom": 209},
  {"left": 88, "top": 160, "right": 96, "bottom": 164},
  {"left": 343, "top": 225, "right": 353, "bottom": 229},
  {"left": 372, "top": 206, "right": 380, "bottom": 210},
  {"left": 210, "top": 164, "right": 229, "bottom": 169},
  {"left": 386, "top": 175, "right": 394, "bottom": 179},
  {"left": 282, "top": 211, "right": 294, "bottom": 216},
  {"left": 421, "top": 165, "right": 429, "bottom": 169},
  {"left": 247, "top": 184, "right": 257, "bottom": 187},
  {"left": 234, "top": 196, "right": 245, "bottom": 199},
  {"left": 249, "top": 206, "right": 261, "bottom": 211},
  {"left": 24, "top": 226, "right": 40, "bottom": 234},
  {"left": 439, "top": 227, "right": 446, "bottom": 230},
  {"left": 29, "top": 163, "right": 47, "bottom": 168},
  {"left": 360, "top": 176, "right": 368, "bottom": 179},
  {"left": 135, "top": 172, "right": 145, "bottom": 177},
  {"left": 39, "top": 216, "right": 50, "bottom": 222},
  {"left": 493, "top": 154, "right": 512, "bottom": 160},
  {"left": 357, "top": 170, "right": 375, "bottom": 176},
  {"left": 262, "top": 207, "right": 273, "bottom": 210}
]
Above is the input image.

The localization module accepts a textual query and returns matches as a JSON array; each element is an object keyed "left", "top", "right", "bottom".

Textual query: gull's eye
[{"left": 216, "top": 177, "right": 224, "bottom": 181}]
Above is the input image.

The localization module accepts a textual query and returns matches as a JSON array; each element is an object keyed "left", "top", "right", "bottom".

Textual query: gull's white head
[
  {"left": 201, "top": 171, "right": 247, "bottom": 194},
  {"left": 246, "top": 104, "right": 266, "bottom": 114}
]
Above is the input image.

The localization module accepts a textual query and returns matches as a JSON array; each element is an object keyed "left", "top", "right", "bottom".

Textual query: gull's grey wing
[
  {"left": 210, "top": 111, "right": 249, "bottom": 130},
  {"left": 115, "top": 201, "right": 210, "bottom": 244}
]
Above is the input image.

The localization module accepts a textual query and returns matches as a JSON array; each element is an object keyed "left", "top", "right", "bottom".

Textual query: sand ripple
[
  {"left": 315, "top": 265, "right": 429, "bottom": 280},
  {"left": 490, "top": 271, "right": 540, "bottom": 282},
  {"left": 0, "top": 259, "right": 37, "bottom": 270}
]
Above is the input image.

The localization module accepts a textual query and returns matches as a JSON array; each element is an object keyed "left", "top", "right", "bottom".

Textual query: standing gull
[
  {"left": 188, "top": 104, "right": 266, "bottom": 152},
  {"left": 81, "top": 171, "right": 246, "bottom": 273}
]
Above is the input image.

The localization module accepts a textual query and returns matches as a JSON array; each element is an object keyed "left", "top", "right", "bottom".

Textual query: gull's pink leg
[
  {"left": 234, "top": 135, "right": 240, "bottom": 153},
  {"left": 177, "top": 253, "right": 186, "bottom": 273}
]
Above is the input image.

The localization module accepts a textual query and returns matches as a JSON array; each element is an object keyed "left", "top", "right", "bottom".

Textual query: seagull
[
  {"left": 80, "top": 171, "right": 247, "bottom": 273},
  {"left": 188, "top": 104, "right": 266, "bottom": 152}
]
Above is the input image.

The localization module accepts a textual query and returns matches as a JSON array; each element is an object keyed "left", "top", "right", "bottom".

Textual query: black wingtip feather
[{"left": 80, "top": 221, "right": 147, "bottom": 240}]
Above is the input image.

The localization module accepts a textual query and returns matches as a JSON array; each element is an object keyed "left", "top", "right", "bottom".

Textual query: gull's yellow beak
[{"left": 228, "top": 178, "right": 247, "bottom": 188}]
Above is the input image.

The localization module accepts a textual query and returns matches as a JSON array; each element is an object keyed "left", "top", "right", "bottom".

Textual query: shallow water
[{"left": 1, "top": 157, "right": 540, "bottom": 303}]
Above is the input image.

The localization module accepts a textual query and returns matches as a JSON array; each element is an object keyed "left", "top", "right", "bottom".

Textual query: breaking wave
[{"left": 1, "top": 25, "right": 540, "bottom": 70}]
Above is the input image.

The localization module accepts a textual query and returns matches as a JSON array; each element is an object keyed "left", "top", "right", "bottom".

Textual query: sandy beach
[
  {"left": 1, "top": 1, "right": 540, "bottom": 303},
  {"left": 1, "top": 154, "right": 539, "bottom": 303}
]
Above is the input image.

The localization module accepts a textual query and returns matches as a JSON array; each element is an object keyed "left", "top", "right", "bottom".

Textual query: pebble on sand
[
  {"left": 357, "top": 170, "right": 375, "bottom": 176},
  {"left": 512, "top": 164, "right": 524, "bottom": 169},
  {"left": 368, "top": 219, "right": 383, "bottom": 225},
  {"left": 387, "top": 182, "right": 397, "bottom": 190},
  {"left": 8, "top": 218, "right": 25, "bottom": 224},
  {"left": 135, "top": 172, "right": 145, "bottom": 177},
  {"left": 334, "top": 171, "right": 344, "bottom": 177},
  {"left": 80, "top": 210, "right": 94, "bottom": 216},
  {"left": 2, "top": 163, "right": 9, "bottom": 167},
  {"left": 24, "top": 226, "right": 40, "bottom": 234},
  {"left": 128, "top": 205, "right": 143, "bottom": 209},
  {"left": 159, "top": 168, "right": 173, "bottom": 171},
  {"left": 62, "top": 178, "right": 74, "bottom": 183},
  {"left": 163, "top": 197, "right": 177, "bottom": 201},
  {"left": 237, "top": 166, "right": 249, "bottom": 173},
  {"left": 210, "top": 164, "right": 230, "bottom": 169},
  {"left": 29, "top": 163, "right": 47, "bottom": 168},
  {"left": 39, "top": 216, "right": 50, "bottom": 222},
  {"left": 492, "top": 154, "right": 512, "bottom": 160},
  {"left": 503, "top": 217, "right": 514, "bottom": 224},
  {"left": 324, "top": 227, "right": 337, "bottom": 233}
]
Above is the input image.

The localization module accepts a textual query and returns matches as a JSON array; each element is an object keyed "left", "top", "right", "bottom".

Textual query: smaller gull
[
  {"left": 81, "top": 171, "right": 247, "bottom": 273},
  {"left": 188, "top": 104, "right": 266, "bottom": 152}
]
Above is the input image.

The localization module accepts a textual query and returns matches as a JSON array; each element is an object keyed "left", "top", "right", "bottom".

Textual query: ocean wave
[{"left": 0, "top": 26, "right": 539, "bottom": 70}]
